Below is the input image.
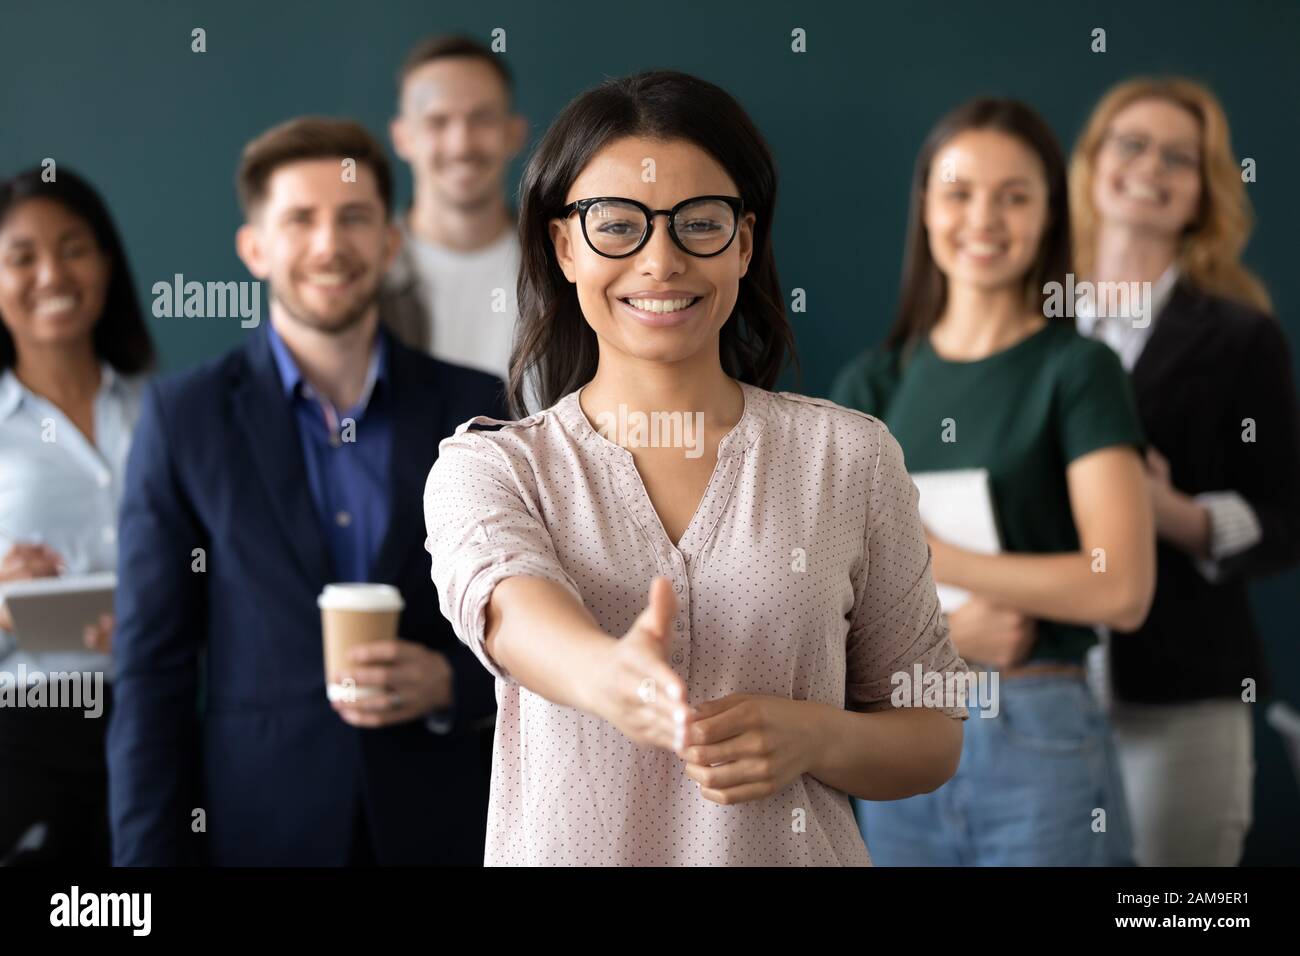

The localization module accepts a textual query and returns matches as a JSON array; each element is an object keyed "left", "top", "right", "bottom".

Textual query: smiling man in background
[
  {"left": 384, "top": 35, "right": 528, "bottom": 391},
  {"left": 107, "top": 117, "right": 504, "bottom": 865}
]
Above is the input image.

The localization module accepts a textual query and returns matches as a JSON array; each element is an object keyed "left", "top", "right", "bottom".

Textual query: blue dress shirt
[
  {"left": 265, "top": 323, "right": 453, "bottom": 732},
  {"left": 265, "top": 321, "right": 392, "bottom": 584}
]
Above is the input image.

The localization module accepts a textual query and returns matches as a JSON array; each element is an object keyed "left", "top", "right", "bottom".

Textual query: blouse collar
[{"left": 553, "top": 379, "right": 768, "bottom": 461}]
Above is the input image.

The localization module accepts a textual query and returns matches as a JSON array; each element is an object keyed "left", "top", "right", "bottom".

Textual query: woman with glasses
[
  {"left": 0, "top": 167, "right": 155, "bottom": 864},
  {"left": 424, "top": 70, "right": 969, "bottom": 865},
  {"left": 1070, "top": 77, "right": 1300, "bottom": 866},
  {"left": 832, "top": 98, "right": 1154, "bottom": 865}
]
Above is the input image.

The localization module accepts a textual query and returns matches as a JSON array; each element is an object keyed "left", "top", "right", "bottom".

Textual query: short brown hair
[
  {"left": 397, "top": 35, "right": 513, "bottom": 102},
  {"left": 236, "top": 116, "right": 394, "bottom": 218}
]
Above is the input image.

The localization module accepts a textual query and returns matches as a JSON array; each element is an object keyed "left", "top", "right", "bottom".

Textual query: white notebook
[{"left": 910, "top": 469, "right": 1001, "bottom": 611}]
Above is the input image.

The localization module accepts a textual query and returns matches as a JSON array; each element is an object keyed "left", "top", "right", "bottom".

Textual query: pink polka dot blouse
[{"left": 424, "top": 381, "right": 968, "bottom": 865}]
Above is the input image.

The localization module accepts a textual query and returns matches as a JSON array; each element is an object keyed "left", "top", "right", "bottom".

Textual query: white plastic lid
[{"left": 317, "top": 583, "right": 405, "bottom": 612}]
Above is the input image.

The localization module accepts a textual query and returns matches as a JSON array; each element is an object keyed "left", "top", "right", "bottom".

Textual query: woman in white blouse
[
  {"left": 0, "top": 168, "right": 155, "bottom": 864},
  {"left": 424, "top": 70, "right": 969, "bottom": 866}
]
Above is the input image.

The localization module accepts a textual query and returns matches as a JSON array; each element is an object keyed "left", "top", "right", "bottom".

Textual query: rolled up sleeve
[
  {"left": 845, "top": 427, "right": 970, "bottom": 719},
  {"left": 423, "top": 424, "right": 583, "bottom": 683},
  {"left": 1193, "top": 490, "right": 1264, "bottom": 583}
]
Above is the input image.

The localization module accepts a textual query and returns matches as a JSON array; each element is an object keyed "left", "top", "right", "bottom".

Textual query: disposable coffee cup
[{"left": 318, "top": 583, "right": 404, "bottom": 703}]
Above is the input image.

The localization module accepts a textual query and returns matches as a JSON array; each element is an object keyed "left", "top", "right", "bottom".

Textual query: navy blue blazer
[{"left": 107, "top": 324, "right": 506, "bottom": 865}]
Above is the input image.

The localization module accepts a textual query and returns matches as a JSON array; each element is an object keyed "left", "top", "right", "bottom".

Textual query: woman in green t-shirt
[{"left": 832, "top": 98, "right": 1155, "bottom": 865}]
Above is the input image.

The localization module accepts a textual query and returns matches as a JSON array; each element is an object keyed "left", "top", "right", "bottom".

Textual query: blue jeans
[{"left": 854, "top": 673, "right": 1134, "bottom": 866}]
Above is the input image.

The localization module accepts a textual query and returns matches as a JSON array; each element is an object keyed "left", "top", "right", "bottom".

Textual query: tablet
[{"left": 0, "top": 573, "right": 116, "bottom": 654}]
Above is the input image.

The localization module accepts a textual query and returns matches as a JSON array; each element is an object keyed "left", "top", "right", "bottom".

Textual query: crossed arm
[{"left": 930, "top": 446, "right": 1156, "bottom": 632}]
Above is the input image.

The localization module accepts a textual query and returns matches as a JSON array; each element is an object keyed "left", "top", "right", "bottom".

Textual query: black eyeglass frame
[{"left": 557, "top": 195, "right": 745, "bottom": 259}]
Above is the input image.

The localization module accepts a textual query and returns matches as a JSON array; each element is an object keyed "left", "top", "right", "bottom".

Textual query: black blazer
[
  {"left": 108, "top": 325, "right": 507, "bottom": 865},
  {"left": 1110, "top": 280, "right": 1300, "bottom": 703}
]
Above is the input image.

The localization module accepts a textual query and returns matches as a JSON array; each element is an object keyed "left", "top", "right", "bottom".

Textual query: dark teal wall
[{"left": 4, "top": 0, "right": 1297, "bottom": 860}]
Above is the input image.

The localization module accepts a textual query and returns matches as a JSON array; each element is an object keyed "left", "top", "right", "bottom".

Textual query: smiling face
[
  {"left": 0, "top": 198, "right": 111, "bottom": 355},
  {"left": 548, "top": 136, "right": 754, "bottom": 367},
  {"left": 392, "top": 57, "right": 525, "bottom": 212},
  {"left": 1092, "top": 97, "right": 1202, "bottom": 237},
  {"left": 236, "top": 159, "right": 398, "bottom": 334},
  {"left": 924, "top": 128, "right": 1050, "bottom": 294}
]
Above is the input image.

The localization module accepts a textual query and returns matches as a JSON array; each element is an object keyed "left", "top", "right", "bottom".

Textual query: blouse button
[
  {"left": 671, "top": 652, "right": 684, "bottom": 664},
  {"left": 674, "top": 620, "right": 683, "bottom": 631},
  {"left": 673, "top": 583, "right": 683, "bottom": 593}
]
